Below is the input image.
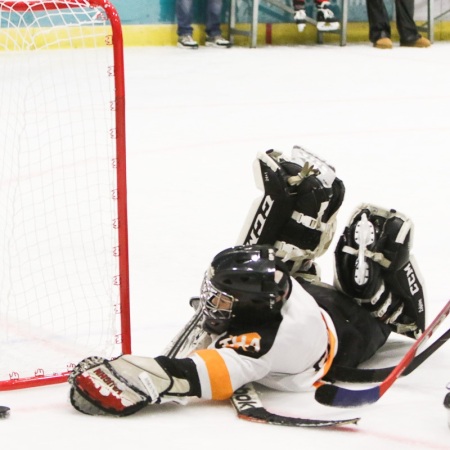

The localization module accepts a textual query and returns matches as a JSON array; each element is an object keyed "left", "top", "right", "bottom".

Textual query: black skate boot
[
  {"left": 294, "top": 8, "right": 307, "bottom": 32},
  {"left": 316, "top": 1, "right": 339, "bottom": 31}
]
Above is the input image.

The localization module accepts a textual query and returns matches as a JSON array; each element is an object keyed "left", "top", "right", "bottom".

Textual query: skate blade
[
  {"left": 354, "top": 214, "right": 375, "bottom": 247},
  {"left": 354, "top": 213, "right": 375, "bottom": 285},
  {"left": 316, "top": 22, "right": 340, "bottom": 31},
  {"left": 354, "top": 259, "right": 370, "bottom": 286}
]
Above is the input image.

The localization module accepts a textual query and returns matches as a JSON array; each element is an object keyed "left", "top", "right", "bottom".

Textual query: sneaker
[
  {"left": 400, "top": 36, "right": 431, "bottom": 48},
  {"left": 177, "top": 35, "right": 199, "bottom": 49},
  {"left": 316, "top": 1, "right": 339, "bottom": 31},
  {"left": 294, "top": 9, "right": 307, "bottom": 33},
  {"left": 205, "top": 35, "right": 231, "bottom": 48},
  {"left": 374, "top": 37, "right": 393, "bottom": 49}
]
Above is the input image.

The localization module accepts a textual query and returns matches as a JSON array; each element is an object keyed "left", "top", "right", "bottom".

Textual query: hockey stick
[
  {"left": 163, "top": 298, "right": 204, "bottom": 359},
  {"left": 164, "top": 299, "right": 360, "bottom": 427},
  {"left": 328, "top": 326, "right": 450, "bottom": 383},
  {"left": 231, "top": 383, "right": 359, "bottom": 427},
  {"left": 315, "top": 300, "right": 450, "bottom": 407}
]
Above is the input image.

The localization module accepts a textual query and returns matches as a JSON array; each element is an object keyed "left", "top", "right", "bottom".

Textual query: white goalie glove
[
  {"left": 69, "top": 354, "right": 200, "bottom": 416},
  {"left": 237, "top": 146, "right": 345, "bottom": 279}
]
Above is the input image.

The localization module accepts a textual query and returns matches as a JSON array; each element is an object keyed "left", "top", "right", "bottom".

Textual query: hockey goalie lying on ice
[{"left": 69, "top": 146, "right": 427, "bottom": 417}]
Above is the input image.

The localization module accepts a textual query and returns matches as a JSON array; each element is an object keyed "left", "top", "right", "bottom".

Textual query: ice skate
[
  {"left": 294, "top": 8, "right": 307, "bottom": 32},
  {"left": 316, "top": 2, "right": 340, "bottom": 31}
]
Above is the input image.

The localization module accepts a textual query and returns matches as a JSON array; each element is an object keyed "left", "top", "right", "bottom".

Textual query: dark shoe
[{"left": 401, "top": 37, "right": 431, "bottom": 48}]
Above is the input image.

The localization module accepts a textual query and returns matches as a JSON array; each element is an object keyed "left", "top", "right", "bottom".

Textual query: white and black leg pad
[
  {"left": 334, "top": 204, "right": 426, "bottom": 339},
  {"left": 237, "top": 147, "right": 345, "bottom": 277},
  {"left": 69, "top": 355, "right": 200, "bottom": 416},
  {"left": 237, "top": 149, "right": 301, "bottom": 247}
]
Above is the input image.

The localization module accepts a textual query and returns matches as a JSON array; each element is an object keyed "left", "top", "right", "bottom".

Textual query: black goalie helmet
[{"left": 200, "top": 245, "right": 292, "bottom": 334}]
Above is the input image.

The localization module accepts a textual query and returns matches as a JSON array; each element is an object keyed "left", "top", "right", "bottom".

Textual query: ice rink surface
[{"left": 2, "top": 42, "right": 450, "bottom": 449}]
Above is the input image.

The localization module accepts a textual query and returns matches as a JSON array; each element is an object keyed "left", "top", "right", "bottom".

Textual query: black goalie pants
[{"left": 300, "top": 280, "right": 392, "bottom": 369}]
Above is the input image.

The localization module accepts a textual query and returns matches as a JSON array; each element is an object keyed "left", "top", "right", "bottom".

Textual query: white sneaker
[
  {"left": 206, "top": 35, "right": 231, "bottom": 48},
  {"left": 294, "top": 9, "right": 307, "bottom": 33},
  {"left": 177, "top": 35, "right": 199, "bottom": 49},
  {"left": 316, "top": 2, "right": 340, "bottom": 31}
]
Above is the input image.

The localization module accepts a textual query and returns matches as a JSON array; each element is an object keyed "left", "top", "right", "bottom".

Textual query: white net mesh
[{"left": 0, "top": 1, "right": 126, "bottom": 385}]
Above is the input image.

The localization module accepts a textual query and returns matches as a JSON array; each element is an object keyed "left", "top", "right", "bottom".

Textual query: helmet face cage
[
  {"left": 200, "top": 274, "right": 235, "bottom": 322},
  {"left": 200, "top": 245, "right": 292, "bottom": 334}
]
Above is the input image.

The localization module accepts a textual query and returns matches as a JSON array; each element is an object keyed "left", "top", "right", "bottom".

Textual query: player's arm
[
  {"left": 69, "top": 348, "right": 265, "bottom": 416},
  {"left": 69, "top": 355, "right": 202, "bottom": 416}
]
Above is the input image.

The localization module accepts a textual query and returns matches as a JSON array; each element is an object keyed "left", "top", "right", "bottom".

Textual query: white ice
[{"left": 2, "top": 43, "right": 450, "bottom": 450}]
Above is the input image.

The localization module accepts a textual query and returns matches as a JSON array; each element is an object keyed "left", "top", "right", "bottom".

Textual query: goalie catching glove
[
  {"left": 237, "top": 146, "right": 345, "bottom": 280},
  {"left": 69, "top": 355, "right": 200, "bottom": 416}
]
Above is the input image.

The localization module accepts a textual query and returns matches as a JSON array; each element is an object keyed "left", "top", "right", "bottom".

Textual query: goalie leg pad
[
  {"left": 238, "top": 148, "right": 345, "bottom": 279},
  {"left": 334, "top": 204, "right": 426, "bottom": 339},
  {"left": 275, "top": 174, "right": 344, "bottom": 265},
  {"left": 237, "top": 150, "right": 299, "bottom": 247}
]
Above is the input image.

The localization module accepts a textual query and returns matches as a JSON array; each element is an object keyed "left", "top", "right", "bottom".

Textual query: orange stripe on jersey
[
  {"left": 195, "top": 349, "right": 234, "bottom": 400},
  {"left": 314, "top": 313, "right": 338, "bottom": 388},
  {"left": 321, "top": 325, "right": 337, "bottom": 377}
]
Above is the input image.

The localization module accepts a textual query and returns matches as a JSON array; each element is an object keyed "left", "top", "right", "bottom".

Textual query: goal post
[{"left": 0, "top": 0, "right": 131, "bottom": 390}]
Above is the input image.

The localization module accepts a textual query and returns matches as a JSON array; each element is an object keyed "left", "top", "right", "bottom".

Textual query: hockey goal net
[{"left": 0, "top": 0, "right": 130, "bottom": 389}]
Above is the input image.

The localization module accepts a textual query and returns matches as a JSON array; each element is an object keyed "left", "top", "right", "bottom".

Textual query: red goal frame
[{"left": 0, "top": 0, "right": 131, "bottom": 390}]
